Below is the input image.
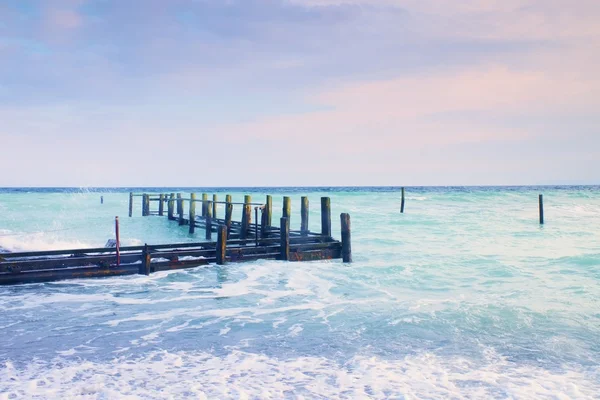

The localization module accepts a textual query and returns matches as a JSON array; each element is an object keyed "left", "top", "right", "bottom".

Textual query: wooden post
[
  {"left": 254, "top": 207, "right": 259, "bottom": 246},
  {"left": 241, "top": 195, "right": 251, "bottom": 240},
  {"left": 168, "top": 193, "right": 175, "bottom": 220},
  {"left": 301, "top": 196, "right": 309, "bottom": 235},
  {"left": 400, "top": 187, "right": 405, "bottom": 214},
  {"left": 539, "top": 194, "right": 544, "bottom": 225},
  {"left": 340, "top": 213, "right": 352, "bottom": 263},
  {"left": 212, "top": 194, "right": 218, "bottom": 219},
  {"left": 128, "top": 192, "right": 133, "bottom": 217},
  {"left": 141, "top": 194, "right": 147, "bottom": 216},
  {"left": 280, "top": 217, "right": 290, "bottom": 261},
  {"left": 266, "top": 195, "right": 272, "bottom": 227},
  {"left": 321, "top": 197, "right": 331, "bottom": 237},
  {"left": 177, "top": 194, "right": 184, "bottom": 225},
  {"left": 202, "top": 193, "right": 208, "bottom": 217},
  {"left": 216, "top": 225, "right": 227, "bottom": 265},
  {"left": 115, "top": 216, "right": 120, "bottom": 266},
  {"left": 140, "top": 244, "right": 151, "bottom": 276},
  {"left": 159, "top": 194, "right": 165, "bottom": 216},
  {"left": 225, "top": 201, "right": 233, "bottom": 238},
  {"left": 282, "top": 196, "right": 291, "bottom": 221},
  {"left": 206, "top": 201, "right": 213, "bottom": 240},
  {"left": 260, "top": 206, "right": 268, "bottom": 239},
  {"left": 189, "top": 193, "right": 196, "bottom": 234}
]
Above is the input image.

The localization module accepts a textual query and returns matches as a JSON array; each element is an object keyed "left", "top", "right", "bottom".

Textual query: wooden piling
[
  {"left": 128, "top": 192, "right": 133, "bottom": 217},
  {"left": 189, "top": 193, "right": 196, "bottom": 234},
  {"left": 225, "top": 201, "right": 233, "bottom": 238},
  {"left": 340, "top": 213, "right": 352, "bottom": 263},
  {"left": 260, "top": 206, "right": 268, "bottom": 239},
  {"left": 216, "top": 225, "right": 227, "bottom": 265},
  {"left": 280, "top": 217, "right": 290, "bottom": 261},
  {"left": 266, "top": 195, "right": 272, "bottom": 227},
  {"left": 115, "top": 216, "right": 120, "bottom": 266},
  {"left": 177, "top": 194, "right": 184, "bottom": 225},
  {"left": 206, "top": 201, "right": 213, "bottom": 240},
  {"left": 212, "top": 194, "right": 218, "bottom": 219},
  {"left": 321, "top": 197, "right": 331, "bottom": 237},
  {"left": 168, "top": 193, "right": 175, "bottom": 220},
  {"left": 202, "top": 193, "right": 208, "bottom": 217},
  {"left": 301, "top": 196, "right": 309, "bottom": 235},
  {"left": 283, "top": 196, "right": 291, "bottom": 221},
  {"left": 142, "top": 194, "right": 149, "bottom": 216},
  {"left": 159, "top": 194, "right": 165, "bottom": 216},
  {"left": 539, "top": 194, "right": 544, "bottom": 225},
  {"left": 241, "top": 195, "right": 252, "bottom": 240},
  {"left": 141, "top": 244, "right": 151, "bottom": 276},
  {"left": 401, "top": 187, "right": 405, "bottom": 214}
]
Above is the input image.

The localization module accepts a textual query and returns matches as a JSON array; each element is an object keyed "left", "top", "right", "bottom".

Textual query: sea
[{"left": 0, "top": 186, "right": 599, "bottom": 399}]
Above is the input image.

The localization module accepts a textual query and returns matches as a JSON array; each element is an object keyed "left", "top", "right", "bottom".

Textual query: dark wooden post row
[
  {"left": 128, "top": 192, "right": 133, "bottom": 217},
  {"left": 280, "top": 217, "right": 290, "bottom": 261},
  {"left": 159, "top": 194, "right": 165, "bottom": 216},
  {"left": 321, "top": 197, "right": 331, "bottom": 237},
  {"left": 301, "top": 196, "right": 309, "bottom": 235},
  {"left": 340, "top": 213, "right": 352, "bottom": 263},
  {"left": 216, "top": 225, "right": 227, "bottom": 265},
  {"left": 189, "top": 193, "right": 196, "bottom": 234}
]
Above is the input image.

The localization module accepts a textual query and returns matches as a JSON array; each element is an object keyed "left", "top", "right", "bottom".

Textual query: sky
[{"left": 1, "top": 0, "right": 599, "bottom": 187}]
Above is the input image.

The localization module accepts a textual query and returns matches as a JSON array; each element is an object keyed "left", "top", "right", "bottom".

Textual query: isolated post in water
[
  {"left": 539, "top": 194, "right": 544, "bottom": 225},
  {"left": 301, "top": 197, "right": 309, "bottom": 235},
  {"left": 321, "top": 197, "right": 331, "bottom": 237},
  {"left": 340, "top": 213, "right": 352, "bottom": 263},
  {"left": 128, "top": 192, "right": 133, "bottom": 217},
  {"left": 101, "top": 196, "right": 104, "bottom": 205},
  {"left": 401, "top": 187, "right": 405, "bottom": 214}
]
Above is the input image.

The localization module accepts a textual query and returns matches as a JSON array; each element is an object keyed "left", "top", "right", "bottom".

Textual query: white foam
[{"left": 1, "top": 350, "right": 598, "bottom": 399}]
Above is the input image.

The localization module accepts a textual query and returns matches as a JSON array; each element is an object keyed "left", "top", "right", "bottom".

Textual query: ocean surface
[{"left": 0, "top": 186, "right": 599, "bottom": 399}]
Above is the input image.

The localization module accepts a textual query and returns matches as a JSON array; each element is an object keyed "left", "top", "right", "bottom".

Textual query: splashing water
[{"left": 1, "top": 187, "right": 599, "bottom": 399}]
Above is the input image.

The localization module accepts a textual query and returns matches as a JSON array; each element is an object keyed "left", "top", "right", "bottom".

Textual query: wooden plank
[
  {"left": 0, "top": 265, "right": 140, "bottom": 285},
  {"left": 0, "top": 254, "right": 142, "bottom": 273}
]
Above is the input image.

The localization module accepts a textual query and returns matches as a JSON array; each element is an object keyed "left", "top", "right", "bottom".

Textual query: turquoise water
[{"left": 1, "top": 187, "right": 599, "bottom": 399}]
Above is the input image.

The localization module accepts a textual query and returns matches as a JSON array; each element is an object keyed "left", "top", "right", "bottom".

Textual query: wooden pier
[{"left": 0, "top": 193, "right": 351, "bottom": 285}]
